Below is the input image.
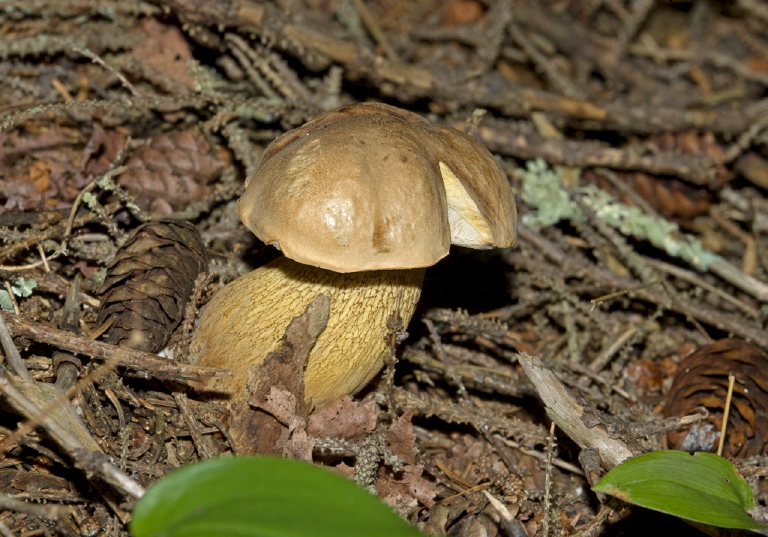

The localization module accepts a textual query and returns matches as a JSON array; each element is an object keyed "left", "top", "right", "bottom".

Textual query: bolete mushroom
[{"left": 189, "top": 102, "right": 517, "bottom": 407}]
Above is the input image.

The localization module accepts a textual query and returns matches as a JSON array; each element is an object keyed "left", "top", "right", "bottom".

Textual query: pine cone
[
  {"left": 663, "top": 339, "right": 768, "bottom": 458},
  {"left": 118, "top": 130, "right": 223, "bottom": 214},
  {"left": 96, "top": 220, "right": 208, "bottom": 353}
]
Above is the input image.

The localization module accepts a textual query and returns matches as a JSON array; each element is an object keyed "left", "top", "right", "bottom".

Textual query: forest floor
[{"left": 2, "top": 1, "right": 768, "bottom": 536}]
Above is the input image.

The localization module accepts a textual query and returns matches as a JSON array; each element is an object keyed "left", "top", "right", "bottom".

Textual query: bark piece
[
  {"left": 230, "top": 294, "right": 330, "bottom": 454},
  {"left": 517, "top": 353, "right": 634, "bottom": 469}
]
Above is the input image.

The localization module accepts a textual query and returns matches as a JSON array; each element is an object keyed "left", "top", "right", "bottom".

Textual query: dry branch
[{"left": 1, "top": 312, "right": 226, "bottom": 383}]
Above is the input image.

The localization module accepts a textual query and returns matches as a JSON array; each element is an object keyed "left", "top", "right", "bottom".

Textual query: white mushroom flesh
[{"left": 439, "top": 161, "right": 495, "bottom": 247}]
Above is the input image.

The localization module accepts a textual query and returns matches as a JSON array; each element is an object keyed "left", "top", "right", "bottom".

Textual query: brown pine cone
[
  {"left": 96, "top": 220, "right": 208, "bottom": 353},
  {"left": 663, "top": 338, "right": 768, "bottom": 458},
  {"left": 118, "top": 130, "right": 223, "bottom": 214}
]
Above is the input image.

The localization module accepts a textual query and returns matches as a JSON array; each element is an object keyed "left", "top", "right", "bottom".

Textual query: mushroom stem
[{"left": 189, "top": 256, "right": 424, "bottom": 406}]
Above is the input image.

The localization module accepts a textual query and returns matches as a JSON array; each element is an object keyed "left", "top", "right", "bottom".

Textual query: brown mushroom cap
[{"left": 237, "top": 102, "right": 517, "bottom": 273}]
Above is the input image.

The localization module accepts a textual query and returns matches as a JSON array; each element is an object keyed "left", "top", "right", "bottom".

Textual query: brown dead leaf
[
  {"left": 131, "top": 19, "right": 195, "bottom": 90},
  {"left": 400, "top": 466, "right": 438, "bottom": 508},
  {"left": 82, "top": 123, "right": 128, "bottom": 176},
  {"left": 0, "top": 179, "right": 40, "bottom": 211},
  {"left": 622, "top": 359, "right": 664, "bottom": 396},
  {"left": 286, "top": 428, "right": 314, "bottom": 462},
  {"left": 745, "top": 56, "right": 768, "bottom": 75},
  {"left": 28, "top": 160, "right": 51, "bottom": 193},
  {"left": 375, "top": 465, "right": 438, "bottom": 510},
  {"left": 261, "top": 386, "right": 302, "bottom": 432},
  {"left": 4, "top": 126, "right": 82, "bottom": 207},
  {"left": 735, "top": 152, "right": 768, "bottom": 190},
  {"left": 230, "top": 295, "right": 330, "bottom": 454},
  {"left": 1, "top": 159, "right": 52, "bottom": 211},
  {"left": 247, "top": 294, "right": 330, "bottom": 417},
  {"left": 307, "top": 396, "right": 377, "bottom": 440},
  {"left": 332, "top": 461, "right": 356, "bottom": 479},
  {"left": 442, "top": 0, "right": 485, "bottom": 26},
  {"left": 387, "top": 409, "right": 417, "bottom": 465}
]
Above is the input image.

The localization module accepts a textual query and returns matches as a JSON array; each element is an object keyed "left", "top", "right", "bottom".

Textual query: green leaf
[
  {"left": 130, "top": 456, "right": 425, "bottom": 537},
  {"left": 592, "top": 451, "right": 766, "bottom": 530}
]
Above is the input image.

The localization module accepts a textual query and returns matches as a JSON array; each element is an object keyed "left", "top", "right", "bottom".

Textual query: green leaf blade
[
  {"left": 592, "top": 451, "right": 766, "bottom": 530},
  {"left": 130, "top": 456, "right": 425, "bottom": 537}
]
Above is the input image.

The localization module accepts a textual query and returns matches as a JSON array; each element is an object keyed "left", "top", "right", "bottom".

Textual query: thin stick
[
  {"left": 717, "top": 375, "right": 736, "bottom": 457},
  {"left": 50, "top": 36, "right": 140, "bottom": 96},
  {"left": 588, "top": 327, "right": 638, "bottom": 372},
  {"left": 645, "top": 258, "right": 759, "bottom": 319},
  {"left": 590, "top": 279, "right": 662, "bottom": 308},
  {"left": 482, "top": 490, "right": 516, "bottom": 523},
  {"left": 3, "top": 281, "right": 19, "bottom": 316},
  {"left": 542, "top": 422, "right": 556, "bottom": 537},
  {"left": 440, "top": 482, "right": 491, "bottom": 502},
  {"left": 173, "top": 392, "right": 213, "bottom": 459},
  {"left": 349, "top": 0, "right": 400, "bottom": 62},
  {"left": 37, "top": 244, "right": 50, "bottom": 272},
  {"left": 0, "top": 519, "right": 13, "bottom": 537},
  {"left": 0, "top": 490, "right": 72, "bottom": 519},
  {"left": 0, "top": 308, "right": 32, "bottom": 382},
  {"left": 65, "top": 167, "right": 127, "bottom": 244},
  {"left": 1, "top": 311, "right": 225, "bottom": 382},
  {"left": 0, "top": 368, "right": 144, "bottom": 498},
  {"left": 498, "top": 436, "right": 585, "bottom": 475}
]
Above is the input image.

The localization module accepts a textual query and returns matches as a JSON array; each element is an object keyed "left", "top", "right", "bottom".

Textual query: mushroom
[{"left": 189, "top": 102, "right": 517, "bottom": 407}]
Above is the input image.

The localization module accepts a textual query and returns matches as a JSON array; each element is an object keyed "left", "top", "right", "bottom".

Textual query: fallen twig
[{"left": 1, "top": 312, "right": 227, "bottom": 383}]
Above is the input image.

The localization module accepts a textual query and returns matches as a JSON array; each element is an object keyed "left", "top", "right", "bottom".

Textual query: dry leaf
[
  {"left": 387, "top": 409, "right": 417, "bottom": 465},
  {"left": 130, "top": 19, "right": 195, "bottom": 90},
  {"left": 230, "top": 295, "right": 330, "bottom": 454},
  {"left": 307, "top": 397, "right": 377, "bottom": 440},
  {"left": 375, "top": 465, "right": 438, "bottom": 510}
]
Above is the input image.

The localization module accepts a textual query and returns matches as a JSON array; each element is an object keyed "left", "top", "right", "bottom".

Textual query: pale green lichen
[
  {"left": 516, "top": 158, "right": 721, "bottom": 271},
  {"left": 582, "top": 186, "right": 719, "bottom": 270},
  {"left": 12, "top": 277, "right": 37, "bottom": 297},
  {"left": 0, "top": 291, "right": 12, "bottom": 313},
  {"left": 519, "top": 158, "right": 583, "bottom": 227},
  {"left": 0, "top": 278, "right": 38, "bottom": 313},
  {"left": 96, "top": 174, "right": 116, "bottom": 191},
  {"left": 82, "top": 191, "right": 99, "bottom": 209}
]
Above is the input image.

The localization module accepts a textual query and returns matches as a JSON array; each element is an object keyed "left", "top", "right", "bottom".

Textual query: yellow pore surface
[{"left": 189, "top": 256, "right": 424, "bottom": 406}]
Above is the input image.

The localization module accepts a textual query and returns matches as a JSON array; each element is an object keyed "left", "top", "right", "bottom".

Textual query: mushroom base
[{"left": 189, "top": 256, "right": 424, "bottom": 406}]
